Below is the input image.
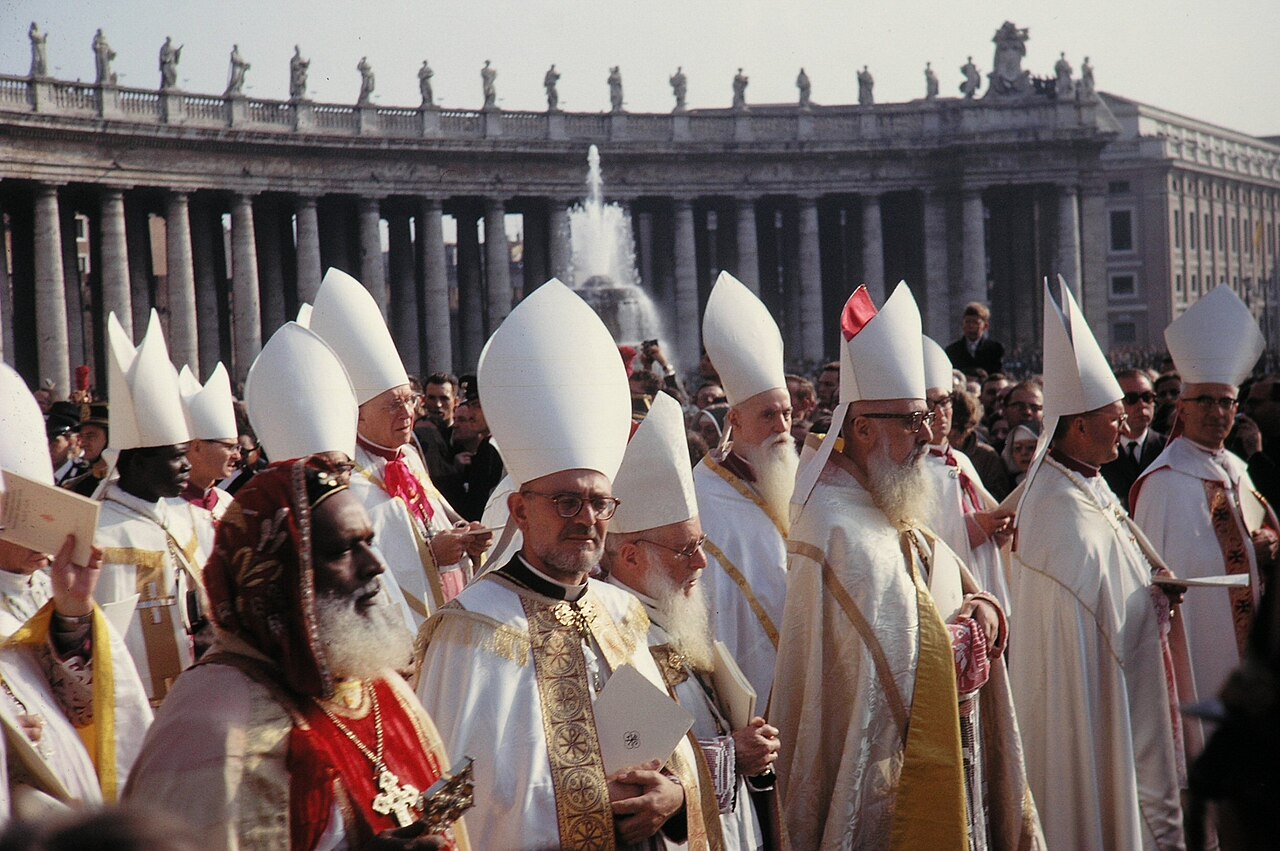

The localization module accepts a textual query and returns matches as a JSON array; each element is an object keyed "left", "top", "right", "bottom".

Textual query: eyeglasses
[
  {"left": 1184, "top": 395, "right": 1239, "bottom": 412},
  {"left": 926, "top": 395, "right": 953, "bottom": 410},
  {"left": 636, "top": 535, "right": 709, "bottom": 562},
  {"left": 1085, "top": 410, "right": 1129, "bottom": 428},
  {"left": 205, "top": 438, "right": 241, "bottom": 450},
  {"left": 1005, "top": 401, "right": 1044, "bottom": 413},
  {"left": 1122, "top": 392, "right": 1156, "bottom": 405},
  {"left": 381, "top": 393, "right": 424, "bottom": 415},
  {"left": 521, "top": 491, "right": 621, "bottom": 520},
  {"left": 860, "top": 410, "right": 936, "bottom": 433}
]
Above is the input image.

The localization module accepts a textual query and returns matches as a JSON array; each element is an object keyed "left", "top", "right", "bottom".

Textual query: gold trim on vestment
[
  {"left": 787, "top": 540, "right": 909, "bottom": 735},
  {"left": 103, "top": 545, "right": 186, "bottom": 702},
  {"left": 704, "top": 539, "right": 779, "bottom": 650},
  {"left": 649, "top": 644, "right": 690, "bottom": 689},
  {"left": 703, "top": 455, "right": 789, "bottom": 538},
  {"left": 414, "top": 605, "right": 532, "bottom": 678}
]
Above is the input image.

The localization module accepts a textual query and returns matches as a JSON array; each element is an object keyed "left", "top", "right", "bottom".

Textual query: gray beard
[
  {"left": 314, "top": 583, "right": 416, "bottom": 680},
  {"left": 737, "top": 435, "right": 799, "bottom": 523},
  {"left": 650, "top": 573, "right": 716, "bottom": 673},
  {"left": 865, "top": 441, "right": 932, "bottom": 529}
]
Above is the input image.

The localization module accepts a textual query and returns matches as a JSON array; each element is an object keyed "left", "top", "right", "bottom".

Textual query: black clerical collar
[
  {"left": 498, "top": 555, "right": 589, "bottom": 602},
  {"left": 1049, "top": 447, "right": 1100, "bottom": 478}
]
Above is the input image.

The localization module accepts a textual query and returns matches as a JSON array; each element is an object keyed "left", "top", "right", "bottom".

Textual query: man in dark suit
[
  {"left": 1101, "top": 368, "right": 1166, "bottom": 511},
  {"left": 945, "top": 302, "right": 1004, "bottom": 378}
]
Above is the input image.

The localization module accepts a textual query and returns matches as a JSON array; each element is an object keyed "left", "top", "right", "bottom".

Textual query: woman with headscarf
[
  {"left": 124, "top": 453, "right": 470, "bottom": 850},
  {"left": 1002, "top": 424, "right": 1041, "bottom": 485}
]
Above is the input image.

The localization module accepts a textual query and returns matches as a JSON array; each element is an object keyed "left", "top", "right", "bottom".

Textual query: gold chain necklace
[{"left": 314, "top": 682, "right": 425, "bottom": 827}]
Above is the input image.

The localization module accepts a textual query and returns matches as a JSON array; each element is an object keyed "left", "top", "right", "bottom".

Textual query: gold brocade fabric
[{"left": 1204, "top": 480, "right": 1255, "bottom": 657}]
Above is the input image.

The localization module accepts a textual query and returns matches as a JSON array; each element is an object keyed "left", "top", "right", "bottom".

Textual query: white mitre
[
  {"left": 922, "top": 334, "right": 954, "bottom": 392},
  {"left": 0, "top": 364, "right": 53, "bottom": 489},
  {"left": 307, "top": 268, "right": 409, "bottom": 405},
  {"left": 106, "top": 310, "right": 191, "bottom": 451},
  {"left": 1165, "top": 284, "right": 1264, "bottom": 386},
  {"left": 295, "top": 302, "right": 313, "bottom": 326},
  {"left": 610, "top": 393, "right": 698, "bottom": 534},
  {"left": 178, "top": 363, "right": 237, "bottom": 441},
  {"left": 246, "top": 322, "right": 358, "bottom": 461},
  {"left": 793, "top": 281, "right": 925, "bottom": 506},
  {"left": 478, "top": 279, "right": 631, "bottom": 486},
  {"left": 702, "top": 271, "right": 786, "bottom": 407}
]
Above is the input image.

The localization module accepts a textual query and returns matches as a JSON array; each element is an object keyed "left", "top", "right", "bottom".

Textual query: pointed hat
[
  {"left": 307, "top": 268, "right": 409, "bottom": 405},
  {"left": 610, "top": 392, "right": 699, "bottom": 534},
  {"left": 478, "top": 279, "right": 632, "bottom": 486},
  {"left": 178, "top": 363, "right": 237, "bottom": 441},
  {"left": 245, "top": 322, "right": 358, "bottom": 461},
  {"left": 1164, "top": 284, "right": 1263, "bottom": 386},
  {"left": 922, "top": 334, "right": 954, "bottom": 392},
  {"left": 702, "top": 272, "right": 787, "bottom": 406},
  {"left": 0, "top": 364, "right": 54, "bottom": 488},
  {"left": 106, "top": 310, "right": 191, "bottom": 451}
]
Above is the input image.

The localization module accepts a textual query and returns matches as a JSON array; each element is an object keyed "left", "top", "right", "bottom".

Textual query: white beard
[
  {"left": 738, "top": 434, "right": 799, "bottom": 523},
  {"left": 315, "top": 583, "right": 416, "bottom": 680},
  {"left": 651, "top": 573, "right": 716, "bottom": 674},
  {"left": 865, "top": 440, "right": 932, "bottom": 528}
]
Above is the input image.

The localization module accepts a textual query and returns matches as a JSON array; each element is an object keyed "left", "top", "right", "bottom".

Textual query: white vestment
[
  {"left": 415, "top": 563, "right": 710, "bottom": 850},
  {"left": 1011, "top": 456, "right": 1185, "bottom": 850},
  {"left": 184, "top": 486, "right": 234, "bottom": 568},
  {"left": 350, "top": 443, "right": 466, "bottom": 629},
  {"left": 692, "top": 457, "right": 786, "bottom": 703},
  {"left": 1132, "top": 437, "right": 1270, "bottom": 700},
  {"left": 922, "top": 446, "right": 1012, "bottom": 613},
  {"left": 93, "top": 483, "right": 201, "bottom": 703},
  {"left": 0, "top": 571, "right": 52, "bottom": 638}
]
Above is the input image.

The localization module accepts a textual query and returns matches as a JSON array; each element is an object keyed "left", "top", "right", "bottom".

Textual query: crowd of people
[{"left": 0, "top": 266, "right": 1277, "bottom": 850}]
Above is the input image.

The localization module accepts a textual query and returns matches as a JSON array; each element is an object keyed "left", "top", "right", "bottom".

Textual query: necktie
[{"left": 1127, "top": 441, "right": 1139, "bottom": 465}]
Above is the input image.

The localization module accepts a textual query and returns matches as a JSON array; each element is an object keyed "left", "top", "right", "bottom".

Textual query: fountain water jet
[{"left": 567, "top": 145, "right": 664, "bottom": 344}]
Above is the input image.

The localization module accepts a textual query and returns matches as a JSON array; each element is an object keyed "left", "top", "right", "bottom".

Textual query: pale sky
[{"left": 3, "top": 0, "right": 1278, "bottom": 138}]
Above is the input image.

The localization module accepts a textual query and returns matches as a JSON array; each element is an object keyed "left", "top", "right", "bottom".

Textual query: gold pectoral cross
[{"left": 372, "top": 766, "right": 422, "bottom": 828}]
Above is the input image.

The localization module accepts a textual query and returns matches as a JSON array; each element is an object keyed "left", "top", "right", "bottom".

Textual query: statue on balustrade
[
  {"left": 857, "top": 65, "right": 874, "bottom": 105},
  {"left": 481, "top": 60, "right": 497, "bottom": 110},
  {"left": 357, "top": 56, "right": 374, "bottom": 105},
  {"left": 670, "top": 66, "right": 687, "bottom": 113},
  {"left": 1053, "top": 51, "right": 1074, "bottom": 100},
  {"left": 159, "top": 37, "right": 182, "bottom": 90},
  {"left": 608, "top": 66, "right": 624, "bottom": 113},
  {"left": 732, "top": 67, "right": 749, "bottom": 111},
  {"left": 92, "top": 29, "right": 116, "bottom": 85},
  {"left": 544, "top": 64, "right": 560, "bottom": 111},
  {"left": 419, "top": 60, "right": 435, "bottom": 107},
  {"left": 924, "top": 61, "right": 939, "bottom": 100},
  {"left": 225, "top": 44, "right": 250, "bottom": 97},
  {"left": 797, "top": 67, "right": 811, "bottom": 110},
  {"left": 29, "top": 22, "right": 47, "bottom": 78},
  {"left": 290, "top": 46, "right": 309, "bottom": 100},
  {"left": 1078, "top": 56, "right": 1096, "bottom": 102},
  {"left": 960, "top": 55, "right": 981, "bottom": 99},
  {"left": 986, "top": 21, "right": 1031, "bottom": 98}
]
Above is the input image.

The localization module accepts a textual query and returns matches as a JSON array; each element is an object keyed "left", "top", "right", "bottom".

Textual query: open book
[
  {"left": 712, "top": 640, "right": 757, "bottom": 730},
  {"left": 0, "top": 471, "right": 100, "bottom": 566}
]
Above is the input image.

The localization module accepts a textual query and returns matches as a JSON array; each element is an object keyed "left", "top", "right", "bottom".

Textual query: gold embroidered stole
[
  {"left": 888, "top": 531, "right": 969, "bottom": 851},
  {"left": 1204, "top": 480, "right": 1255, "bottom": 656},
  {"left": 704, "top": 455, "right": 789, "bottom": 538},
  {"left": 703, "top": 539, "right": 780, "bottom": 651}
]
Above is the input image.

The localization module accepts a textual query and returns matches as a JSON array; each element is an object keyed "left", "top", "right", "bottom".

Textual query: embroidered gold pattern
[
  {"left": 649, "top": 644, "right": 690, "bottom": 689},
  {"left": 706, "top": 538, "right": 780, "bottom": 650},
  {"left": 1205, "top": 480, "right": 1255, "bottom": 656}
]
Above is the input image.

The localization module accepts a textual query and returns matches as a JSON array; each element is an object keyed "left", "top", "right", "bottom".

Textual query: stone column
[
  {"left": 922, "top": 189, "right": 951, "bottom": 339},
  {"left": 230, "top": 193, "right": 262, "bottom": 381},
  {"left": 294, "top": 195, "right": 322, "bottom": 306},
  {"left": 58, "top": 203, "right": 84, "bottom": 374},
  {"left": 672, "top": 198, "right": 700, "bottom": 370},
  {"left": 34, "top": 184, "right": 70, "bottom": 397},
  {"left": 549, "top": 199, "right": 573, "bottom": 283},
  {"left": 165, "top": 191, "right": 199, "bottom": 370},
  {"left": 418, "top": 198, "right": 452, "bottom": 372},
  {"left": 190, "top": 199, "right": 223, "bottom": 375},
  {"left": 1080, "top": 186, "right": 1109, "bottom": 347},
  {"left": 358, "top": 197, "right": 388, "bottom": 315},
  {"left": 387, "top": 211, "right": 419, "bottom": 373},
  {"left": 735, "top": 196, "right": 760, "bottom": 292},
  {"left": 1057, "top": 184, "right": 1082, "bottom": 297},
  {"left": 99, "top": 188, "right": 133, "bottom": 338},
  {"left": 861, "top": 193, "right": 885, "bottom": 305},
  {"left": 125, "top": 201, "right": 152, "bottom": 335},
  {"left": 0, "top": 211, "right": 11, "bottom": 363},
  {"left": 484, "top": 197, "right": 512, "bottom": 331},
  {"left": 960, "top": 188, "right": 987, "bottom": 309},
  {"left": 255, "top": 201, "right": 287, "bottom": 339},
  {"left": 797, "top": 196, "right": 824, "bottom": 362},
  {"left": 457, "top": 211, "right": 485, "bottom": 368}
]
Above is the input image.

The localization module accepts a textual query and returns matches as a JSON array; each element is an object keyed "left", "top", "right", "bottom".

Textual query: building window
[
  {"left": 1113, "top": 322, "right": 1137, "bottom": 344},
  {"left": 1176, "top": 273, "right": 1184, "bottom": 294},
  {"left": 1191, "top": 273, "right": 1199, "bottom": 294},
  {"left": 1189, "top": 212, "right": 1199, "bottom": 250},
  {"left": 1110, "top": 210, "right": 1134, "bottom": 252},
  {"left": 1110, "top": 274, "right": 1137, "bottom": 297},
  {"left": 1205, "top": 214, "right": 1213, "bottom": 251},
  {"left": 1218, "top": 215, "right": 1226, "bottom": 251},
  {"left": 1231, "top": 217, "right": 1239, "bottom": 253},
  {"left": 1173, "top": 210, "right": 1182, "bottom": 248},
  {"left": 1108, "top": 181, "right": 1131, "bottom": 195}
]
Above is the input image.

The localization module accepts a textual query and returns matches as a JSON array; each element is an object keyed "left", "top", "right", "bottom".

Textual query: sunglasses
[{"left": 1122, "top": 392, "right": 1156, "bottom": 405}]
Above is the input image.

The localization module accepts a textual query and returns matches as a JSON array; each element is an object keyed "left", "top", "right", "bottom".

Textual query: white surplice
[
  {"left": 692, "top": 458, "right": 786, "bottom": 704},
  {"left": 922, "top": 446, "right": 1012, "bottom": 613},
  {"left": 1011, "top": 456, "right": 1185, "bottom": 850}
]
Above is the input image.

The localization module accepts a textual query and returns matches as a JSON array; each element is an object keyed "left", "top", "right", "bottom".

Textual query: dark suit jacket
[
  {"left": 945, "top": 336, "right": 1004, "bottom": 378},
  {"left": 1101, "top": 429, "right": 1167, "bottom": 512}
]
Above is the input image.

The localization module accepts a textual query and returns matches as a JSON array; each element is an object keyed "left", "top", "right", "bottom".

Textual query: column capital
[
  {"left": 294, "top": 192, "right": 321, "bottom": 204},
  {"left": 35, "top": 181, "right": 65, "bottom": 196},
  {"left": 734, "top": 194, "right": 760, "bottom": 206},
  {"left": 233, "top": 191, "right": 258, "bottom": 205},
  {"left": 671, "top": 196, "right": 696, "bottom": 210},
  {"left": 960, "top": 184, "right": 987, "bottom": 198},
  {"left": 357, "top": 195, "right": 385, "bottom": 209}
]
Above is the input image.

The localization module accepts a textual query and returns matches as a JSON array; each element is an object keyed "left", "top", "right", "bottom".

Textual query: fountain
[{"left": 567, "top": 145, "right": 664, "bottom": 344}]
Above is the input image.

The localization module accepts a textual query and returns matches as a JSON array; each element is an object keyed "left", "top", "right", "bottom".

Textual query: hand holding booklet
[
  {"left": 712, "top": 639, "right": 757, "bottom": 730},
  {"left": 0, "top": 471, "right": 100, "bottom": 566},
  {"left": 592, "top": 665, "right": 693, "bottom": 776}
]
